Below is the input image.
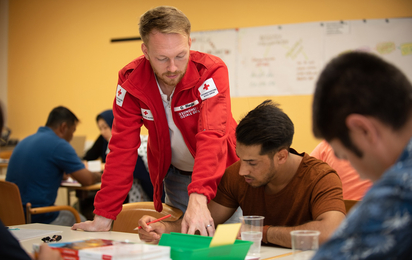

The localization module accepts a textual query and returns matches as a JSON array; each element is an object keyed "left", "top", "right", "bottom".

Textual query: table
[
  {"left": 13, "top": 223, "right": 141, "bottom": 254},
  {"left": 0, "top": 160, "right": 8, "bottom": 180},
  {"left": 12, "top": 224, "right": 293, "bottom": 259},
  {"left": 60, "top": 182, "right": 101, "bottom": 206},
  {"left": 0, "top": 148, "right": 13, "bottom": 169},
  {"left": 0, "top": 162, "right": 7, "bottom": 180},
  {"left": 259, "top": 246, "right": 293, "bottom": 259}
]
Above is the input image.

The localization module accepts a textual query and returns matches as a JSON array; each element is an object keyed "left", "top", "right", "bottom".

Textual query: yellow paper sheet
[{"left": 209, "top": 223, "right": 241, "bottom": 247}]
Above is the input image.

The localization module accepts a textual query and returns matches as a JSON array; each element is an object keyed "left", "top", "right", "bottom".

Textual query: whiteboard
[
  {"left": 190, "top": 18, "right": 412, "bottom": 97},
  {"left": 323, "top": 18, "right": 412, "bottom": 83},
  {"left": 237, "top": 23, "right": 323, "bottom": 96},
  {"left": 191, "top": 29, "right": 238, "bottom": 95}
]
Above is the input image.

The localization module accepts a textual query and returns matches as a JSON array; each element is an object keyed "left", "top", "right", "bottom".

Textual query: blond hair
[{"left": 139, "top": 6, "right": 191, "bottom": 44}]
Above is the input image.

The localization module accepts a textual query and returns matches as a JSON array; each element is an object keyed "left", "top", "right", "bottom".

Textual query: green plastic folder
[{"left": 159, "top": 232, "right": 252, "bottom": 260}]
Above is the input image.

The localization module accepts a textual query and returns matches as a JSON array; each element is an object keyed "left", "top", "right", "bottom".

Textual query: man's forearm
[
  {"left": 265, "top": 220, "right": 336, "bottom": 248},
  {"left": 188, "top": 193, "right": 208, "bottom": 205},
  {"left": 265, "top": 226, "right": 294, "bottom": 248},
  {"left": 93, "top": 171, "right": 102, "bottom": 183},
  {"left": 163, "top": 219, "right": 183, "bottom": 233}
]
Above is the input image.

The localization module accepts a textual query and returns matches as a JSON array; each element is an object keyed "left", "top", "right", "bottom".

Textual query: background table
[
  {"left": 12, "top": 223, "right": 292, "bottom": 259},
  {"left": 60, "top": 182, "right": 101, "bottom": 206}
]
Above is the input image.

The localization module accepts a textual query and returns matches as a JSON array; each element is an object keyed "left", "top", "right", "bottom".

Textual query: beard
[
  {"left": 246, "top": 160, "right": 276, "bottom": 188},
  {"left": 157, "top": 70, "right": 185, "bottom": 87},
  {"left": 150, "top": 59, "right": 189, "bottom": 88}
]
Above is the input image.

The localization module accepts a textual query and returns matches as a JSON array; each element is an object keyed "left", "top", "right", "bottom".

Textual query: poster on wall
[
  {"left": 191, "top": 29, "right": 238, "bottom": 96},
  {"left": 324, "top": 18, "right": 412, "bottom": 83},
  {"left": 190, "top": 17, "right": 412, "bottom": 97},
  {"left": 237, "top": 23, "right": 323, "bottom": 96}
]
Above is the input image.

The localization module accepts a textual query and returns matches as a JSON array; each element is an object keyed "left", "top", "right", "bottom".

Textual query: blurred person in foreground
[
  {"left": 72, "top": 6, "right": 239, "bottom": 234},
  {"left": 311, "top": 52, "right": 412, "bottom": 259},
  {"left": 137, "top": 100, "right": 346, "bottom": 248}
]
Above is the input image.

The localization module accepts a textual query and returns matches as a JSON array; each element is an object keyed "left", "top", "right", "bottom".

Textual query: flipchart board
[
  {"left": 191, "top": 29, "right": 238, "bottom": 95},
  {"left": 191, "top": 18, "right": 412, "bottom": 97}
]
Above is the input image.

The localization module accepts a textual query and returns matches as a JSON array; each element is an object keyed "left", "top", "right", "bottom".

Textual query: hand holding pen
[{"left": 134, "top": 214, "right": 172, "bottom": 230}]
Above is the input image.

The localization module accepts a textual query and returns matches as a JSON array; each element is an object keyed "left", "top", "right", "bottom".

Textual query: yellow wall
[{"left": 7, "top": 0, "right": 412, "bottom": 153}]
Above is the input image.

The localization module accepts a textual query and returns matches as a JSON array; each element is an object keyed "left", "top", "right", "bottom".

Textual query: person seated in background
[
  {"left": 137, "top": 100, "right": 346, "bottom": 248},
  {"left": 0, "top": 104, "right": 62, "bottom": 260},
  {"left": 311, "top": 52, "right": 412, "bottom": 259},
  {"left": 6, "top": 106, "right": 101, "bottom": 226},
  {"left": 83, "top": 109, "right": 155, "bottom": 200},
  {"left": 83, "top": 109, "right": 114, "bottom": 165},
  {"left": 79, "top": 109, "right": 160, "bottom": 219},
  {"left": 311, "top": 140, "right": 372, "bottom": 200}
]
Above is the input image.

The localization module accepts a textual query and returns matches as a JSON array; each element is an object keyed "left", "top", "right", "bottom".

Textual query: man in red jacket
[{"left": 72, "top": 6, "right": 238, "bottom": 235}]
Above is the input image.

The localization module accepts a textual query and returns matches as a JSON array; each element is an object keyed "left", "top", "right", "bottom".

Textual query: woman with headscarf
[
  {"left": 83, "top": 110, "right": 114, "bottom": 163},
  {"left": 80, "top": 110, "right": 160, "bottom": 220}
]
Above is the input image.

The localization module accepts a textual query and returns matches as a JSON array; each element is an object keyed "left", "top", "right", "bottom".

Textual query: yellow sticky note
[{"left": 209, "top": 223, "right": 241, "bottom": 247}]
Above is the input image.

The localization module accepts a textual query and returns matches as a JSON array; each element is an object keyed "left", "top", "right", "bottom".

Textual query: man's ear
[
  {"left": 346, "top": 114, "right": 378, "bottom": 144},
  {"left": 59, "top": 122, "right": 68, "bottom": 133},
  {"left": 53, "top": 122, "right": 67, "bottom": 139},
  {"left": 141, "top": 43, "right": 149, "bottom": 60},
  {"left": 276, "top": 149, "right": 289, "bottom": 165}
]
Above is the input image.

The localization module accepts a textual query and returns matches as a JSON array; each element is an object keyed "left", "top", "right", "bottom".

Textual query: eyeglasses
[{"left": 41, "top": 235, "right": 62, "bottom": 243}]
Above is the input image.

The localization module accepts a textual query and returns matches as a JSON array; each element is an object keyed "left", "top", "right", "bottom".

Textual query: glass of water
[
  {"left": 290, "top": 230, "right": 320, "bottom": 260},
  {"left": 239, "top": 216, "right": 265, "bottom": 257}
]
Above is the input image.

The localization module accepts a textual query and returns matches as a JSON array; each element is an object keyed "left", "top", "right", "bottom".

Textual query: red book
[{"left": 33, "top": 239, "right": 124, "bottom": 257}]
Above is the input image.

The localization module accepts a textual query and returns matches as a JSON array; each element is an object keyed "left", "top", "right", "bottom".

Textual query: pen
[
  {"left": 8, "top": 228, "right": 20, "bottom": 230},
  {"left": 134, "top": 214, "right": 172, "bottom": 230}
]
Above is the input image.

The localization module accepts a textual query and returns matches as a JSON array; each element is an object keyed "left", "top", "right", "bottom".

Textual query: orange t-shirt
[
  {"left": 213, "top": 150, "right": 345, "bottom": 227},
  {"left": 310, "top": 140, "right": 372, "bottom": 200}
]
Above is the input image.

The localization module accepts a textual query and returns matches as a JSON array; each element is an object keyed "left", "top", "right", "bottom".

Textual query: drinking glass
[
  {"left": 239, "top": 216, "right": 265, "bottom": 257},
  {"left": 290, "top": 230, "right": 320, "bottom": 260}
]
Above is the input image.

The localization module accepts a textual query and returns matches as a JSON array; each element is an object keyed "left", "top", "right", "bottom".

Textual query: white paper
[
  {"left": 9, "top": 228, "right": 63, "bottom": 241},
  {"left": 87, "top": 160, "right": 102, "bottom": 172}
]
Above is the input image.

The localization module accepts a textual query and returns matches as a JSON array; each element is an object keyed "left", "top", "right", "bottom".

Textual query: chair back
[
  {"left": 25, "top": 203, "right": 81, "bottom": 224},
  {"left": 112, "top": 202, "right": 183, "bottom": 234},
  {"left": 0, "top": 180, "right": 81, "bottom": 226},
  {"left": 344, "top": 199, "right": 359, "bottom": 214},
  {"left": 0, "top": 180, "right": 26, "bottom": 225}
]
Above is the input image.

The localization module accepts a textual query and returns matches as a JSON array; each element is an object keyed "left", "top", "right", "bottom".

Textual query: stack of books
[{"left": 33, "top": 238, "right": 171, "bottom": 260}]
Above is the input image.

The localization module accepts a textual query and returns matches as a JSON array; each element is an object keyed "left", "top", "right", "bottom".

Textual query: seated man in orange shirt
[
  {"left": 137, "top": 100, "right": 346, "bottom": 248},
  {"left": 311, "top": 140, "right": 372, "bottom": 200}
]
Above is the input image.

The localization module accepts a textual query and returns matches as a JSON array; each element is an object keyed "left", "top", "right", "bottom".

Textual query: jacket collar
[{"left": 123, "top": 51, "right": 203, "bottom": 98}]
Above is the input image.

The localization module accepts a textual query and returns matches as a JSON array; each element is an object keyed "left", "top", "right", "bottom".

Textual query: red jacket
[{"left": 94, "top": 51, "right": 238, "bottom": 219}]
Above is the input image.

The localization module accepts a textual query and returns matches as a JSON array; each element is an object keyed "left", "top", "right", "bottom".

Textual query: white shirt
[{"left": 157, "top": 79, "right": 195, "bottom": 171}]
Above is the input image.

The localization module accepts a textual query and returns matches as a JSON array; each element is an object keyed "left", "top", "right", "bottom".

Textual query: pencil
[{"left": 134, "top": 214, "right": 172, "bottom": 230}]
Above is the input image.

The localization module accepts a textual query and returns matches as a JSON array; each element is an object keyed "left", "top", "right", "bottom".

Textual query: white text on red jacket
[
  {"left": 198, "top": 78, "right": 219, "bottom": 100},
  {"left": 174, "top": 100, "right": 200, "bottom": 119},
  {"left": 141, "top": 108, "right": 154, "bottom": 121}
]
